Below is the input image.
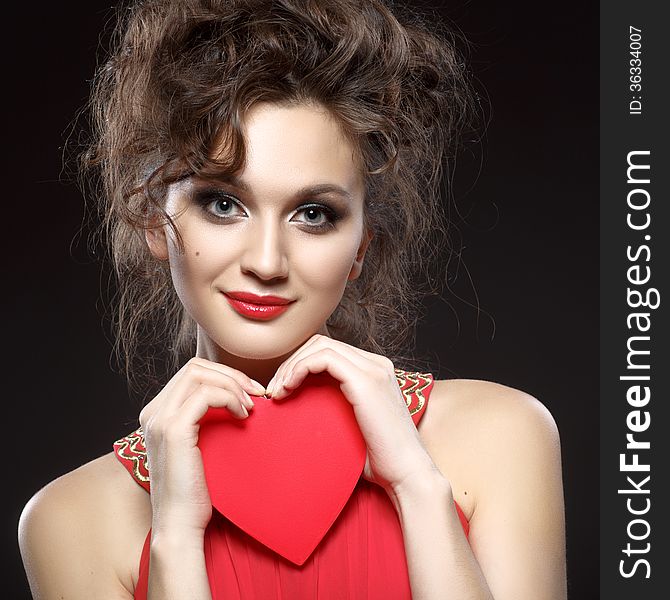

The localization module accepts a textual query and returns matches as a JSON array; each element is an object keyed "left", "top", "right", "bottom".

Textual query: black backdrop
[{"left": 5, "top": 2, "right": 598, "bottom": 598}]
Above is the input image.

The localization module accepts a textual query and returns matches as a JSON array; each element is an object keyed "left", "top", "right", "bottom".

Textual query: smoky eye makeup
[
  {"left": 190, "top": 185, "right": 348, "bottom": 232},
  {"left": 292, "top": 203, "right": 344, "bottom": 232},
  {"left": 192, "top": 188, "right": 244, "bottom": 219}
]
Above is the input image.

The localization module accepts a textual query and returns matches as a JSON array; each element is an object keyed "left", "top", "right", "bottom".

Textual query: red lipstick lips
[{"left": 224, "top": 291, "right": 294, "bottom": 320}]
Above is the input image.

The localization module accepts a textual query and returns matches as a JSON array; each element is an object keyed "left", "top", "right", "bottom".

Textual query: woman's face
[{"left": 148, "top": 102, "right": 371, "bottom": 366}]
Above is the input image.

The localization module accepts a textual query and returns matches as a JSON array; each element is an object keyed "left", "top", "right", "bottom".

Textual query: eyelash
[{"left": 194, "top": 191, "right": 342, "bottom": 232}]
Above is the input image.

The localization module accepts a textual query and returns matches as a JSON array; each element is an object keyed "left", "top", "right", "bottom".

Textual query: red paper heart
[{"left": 198, "top": 373, "right": 366, "bottom": 565}]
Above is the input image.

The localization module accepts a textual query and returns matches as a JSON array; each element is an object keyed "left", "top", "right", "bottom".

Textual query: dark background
[{"left": 5, "top": 1, "right": 598, "bottom": 598}]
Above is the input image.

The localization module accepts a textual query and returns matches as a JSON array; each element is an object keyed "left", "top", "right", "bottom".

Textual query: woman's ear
[
  {"left": 145, "top": 216, "right": 169, "bottom": 261},
  {"left": 348, "top": 227, "right": 374, "bottom": 281}
]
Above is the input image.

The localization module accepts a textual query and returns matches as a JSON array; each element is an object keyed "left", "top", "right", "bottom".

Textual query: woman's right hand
[{"left": 139, "top": 357, "right": 265, "bottom": 539}]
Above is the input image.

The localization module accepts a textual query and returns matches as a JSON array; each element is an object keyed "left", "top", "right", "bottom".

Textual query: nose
[{"left": 239, "top": 217, "right": 289, "bottom": 281}]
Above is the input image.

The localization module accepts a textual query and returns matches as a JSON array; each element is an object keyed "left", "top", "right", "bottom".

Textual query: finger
[
  {"left": 266, "top": 334, "right": 322, "bottom": 394},
  {"left": 301, "top": 335, "right": 389, "bottom": 367},
  {"left": 158, "top": 362, "right": 255, "bottom": 417},
  {"left": 272, "top": 347, "right": 362, "bottom": 401},
  {"left": 141, "top": 361, "right": 221, "bottom": 427},
  {"left": 268, "top": 335, "right": 350, "bottom": 395},
  {"left": 314, "top": 336, "right": 388, "bottom": 365},
  {"left": 269, "top": 336, "right": 377, "bottom": 396},
  {"left": 143, "top": 384, "right": 250, "bottom": 450},
  {"left": 186, "top": 357, "right": 266, "bottom": 395},
  {"left": 178, "top": 383, "right": 250, "bottom": 429}
]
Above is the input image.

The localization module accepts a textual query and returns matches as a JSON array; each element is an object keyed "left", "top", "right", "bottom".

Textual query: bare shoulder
[
  {"left": 19, "top": 452, "right": 151, "bottom": 599},
  {"left": 426, "top": 378, "right": 559, "bottom": 441},
  {"left": 419, "top": 378, "right": 566, "bottom": 597},
  {"left": 418, "top": 378, "right": 562, "bottom": 517}
]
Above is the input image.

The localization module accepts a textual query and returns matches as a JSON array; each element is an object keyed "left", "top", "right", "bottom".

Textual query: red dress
[{"left": 113, "top": 368, "right": 470, "bottom": 599}]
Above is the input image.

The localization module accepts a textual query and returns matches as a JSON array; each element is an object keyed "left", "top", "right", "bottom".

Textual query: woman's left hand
[{"left": 266, "top": 334, "right": 443, "bottom": 498}]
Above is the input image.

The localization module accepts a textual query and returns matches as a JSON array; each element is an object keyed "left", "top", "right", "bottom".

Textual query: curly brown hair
[{"left": 82, "top": 0, "right": 478, "bottom": 399}]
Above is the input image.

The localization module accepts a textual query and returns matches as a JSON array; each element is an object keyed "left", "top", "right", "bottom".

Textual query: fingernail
[
  {"left": 250, "top": 379, "right": 266, "bottom": 395},
  {"left": 267, "top": 377, "right": 276, "bottom": 396},
  {"left": 243, "top": 392, "right": 254, "bottom": 409},
  {"left": 241, "top": 405, "right": 249, "bottom": 417},
  {"left": 273, "top": 378, "right": 285, "bottom": 398}
]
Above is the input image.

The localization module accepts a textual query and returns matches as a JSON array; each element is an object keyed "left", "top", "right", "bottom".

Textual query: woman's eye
[
  {"left": 208, "top": 195, "right": 242, "bottom": 217},
  {"left": 293, "top": 205, "right": 340, "bottom": 230},
  {"left": 194, "top": 191, "right": 340, "bottom": 231},
  {"left": 193, "top": 190, "right": 244, "bottom": 219}
]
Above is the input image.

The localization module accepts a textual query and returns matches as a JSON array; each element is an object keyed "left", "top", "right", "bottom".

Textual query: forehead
[{"left": 213, "top": 102, "right": 364, "bottom": 198}]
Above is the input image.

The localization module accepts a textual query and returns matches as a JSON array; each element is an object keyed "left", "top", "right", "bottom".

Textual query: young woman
[{"left": 19, "top": 1, "right": 566, "bottom": 598}]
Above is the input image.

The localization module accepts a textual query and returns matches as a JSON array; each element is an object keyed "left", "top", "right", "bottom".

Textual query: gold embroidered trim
[
  {"left": 113, "top": 427, "right": 150, "bottom": 483},
  {"left": 394, "top": 368, "right": 433, "bottom": 418}
]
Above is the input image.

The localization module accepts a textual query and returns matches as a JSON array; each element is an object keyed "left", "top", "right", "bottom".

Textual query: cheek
[
  {"left": 296, "top": 238, "right": 358, "bottom": 290},
  {"left": 166, "top": 226, "right": 233, "bottom": 297}
]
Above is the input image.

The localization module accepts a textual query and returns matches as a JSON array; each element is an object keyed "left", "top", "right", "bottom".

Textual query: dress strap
[
  {"left": 393, "top": 368, "right": 434, "bottom": 426},
  {"left": 393, "top": 369, "right": 469, "bottom": 536},
  {"left": 113, "top": 368, "right": 435, "bottom": 492},
  {"left": 113, "top": 428, "right": 150, "bottom": 492}
]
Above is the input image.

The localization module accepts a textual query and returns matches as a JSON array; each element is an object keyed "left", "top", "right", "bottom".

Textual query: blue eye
[
  {"left": 209, "top": 195, "right": 242, "bottom": 217},
  {"left": 193, "top": 189, "right": 341, "bottom": 232},
  {"left": 192, "top": 190, "right": 245, "bottom": 219},
  {"left": 293, "top": 204, "right": 340, "bottom": 231}
]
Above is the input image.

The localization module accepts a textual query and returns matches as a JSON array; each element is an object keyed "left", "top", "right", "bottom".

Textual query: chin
[
  {"left": 196, "top": 302, "right": 334, "bottom": 361},
  {"left": 228, "top": 343, "right": 291, "bottom": 361},
  {"left": 213, "top": 329, "right": 312, "bottom": 361}
]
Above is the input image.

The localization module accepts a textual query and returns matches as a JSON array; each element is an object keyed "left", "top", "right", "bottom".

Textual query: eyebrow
[{"left": 213, "top": 174, "right": 356, "bottom": 203}]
